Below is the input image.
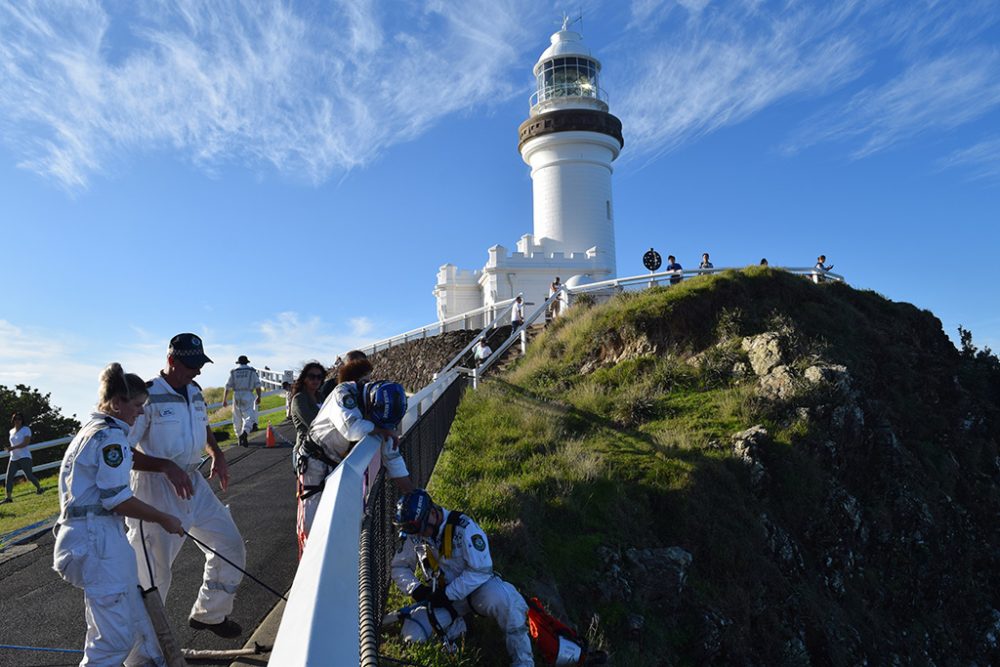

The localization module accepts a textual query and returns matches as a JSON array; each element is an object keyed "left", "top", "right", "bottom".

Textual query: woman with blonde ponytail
[{"left": 53, "top": 363, "right": 185, "bottom": 665}]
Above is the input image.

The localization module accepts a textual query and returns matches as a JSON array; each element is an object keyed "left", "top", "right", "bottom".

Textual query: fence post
[{"left": 520, "top": 328, "right": 527, "bottom": 355}]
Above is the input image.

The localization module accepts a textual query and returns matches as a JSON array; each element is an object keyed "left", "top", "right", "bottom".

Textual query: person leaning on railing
[
  {"left": 3, "top": 411, "right": 43, "bottom": 502},
  {"left": 296, "top": 352, "right": 413, "bottom": 557}
]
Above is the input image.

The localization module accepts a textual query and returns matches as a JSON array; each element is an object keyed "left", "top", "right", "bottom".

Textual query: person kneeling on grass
[
  {"left": 53, "top": 363, "right": 186, "bottom": 667},
  {"left": 391, "top": 489, "right": 534, "bottom": 667}
]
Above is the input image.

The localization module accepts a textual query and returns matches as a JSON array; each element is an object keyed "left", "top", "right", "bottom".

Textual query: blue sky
[{"left": 1, "top": 0, "right": 999, "bottom": 422}]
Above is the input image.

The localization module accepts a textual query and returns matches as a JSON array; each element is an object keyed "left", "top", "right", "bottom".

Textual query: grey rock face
[
  {"left": 759, "top": 364, "right": 799, "bottom": 400},
  {"left": 733, "top": 425, "right": 770, "bottom": 489},
  {"left": 742, "top": 332, "right": 787, "bottom": 376}
]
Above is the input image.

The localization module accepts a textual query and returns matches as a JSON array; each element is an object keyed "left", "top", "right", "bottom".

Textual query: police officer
[
  {"left": 53, "top": 363, "right": 185, "bottom": 666},
  {"left": 222, "top": 355, "right": 262, "bottom": 447},
  {"left": 127, "top": 333, "right": 246, "bottom": 638},
  {"left": 392, "top": 489, "right": 533, "bottom": 667},
  {"left": 297, "top": 352, "right": 412, "bottom": 555}
]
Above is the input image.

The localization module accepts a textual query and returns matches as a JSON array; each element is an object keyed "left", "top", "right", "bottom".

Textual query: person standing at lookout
[
  {"left": 511, "top": 295, "right": 525, "bottom": 328},
  {"left": 3, "top": 412, "right": 43, "bottom": 503},
  {"left": 666, "top": 255, "right": 683, "bottom": 285},
  {"left": 127, "top": 333, "right": 246, "bottom": 639},
  {"left": 222, "top": 355, "right": 262, "bottom": 447}
]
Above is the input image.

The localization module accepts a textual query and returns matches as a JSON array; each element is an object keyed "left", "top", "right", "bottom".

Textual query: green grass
[{"left": 0, "top": 392, "right": 288, "bottom": 542}]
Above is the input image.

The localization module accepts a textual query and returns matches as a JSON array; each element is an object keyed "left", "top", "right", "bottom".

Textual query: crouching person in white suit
[
  {"left": 53, "top": 363, "right": 185, "bottom": 666},
  {"left": 391, "top": 489, "right": 533, "bottom": 667}
]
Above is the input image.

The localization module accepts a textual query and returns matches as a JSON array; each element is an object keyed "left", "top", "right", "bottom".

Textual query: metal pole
[{"left": 520, "top": 328, "right": 527, "bottom": 355}]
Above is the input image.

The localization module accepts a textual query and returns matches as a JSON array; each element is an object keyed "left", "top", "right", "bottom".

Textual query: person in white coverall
[
  {"left": 222, "top": 355, "right": 262, "bottom": 447},
  {"left": 296, "top": 351, "right": 413, "bottom": 556},
  {"left": 392, "top": 489, "right": 533, "bottom": 666},
  {"left": 53, "top": 363, "right": 185, "bottom": 667},
  {"left": 127, "top": 333, "right": 246, "bottom": 639}
]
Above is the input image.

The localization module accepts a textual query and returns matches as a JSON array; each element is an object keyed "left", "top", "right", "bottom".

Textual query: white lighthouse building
[{"left": 434, "top": 21, "right": 624, "bottom": 322}]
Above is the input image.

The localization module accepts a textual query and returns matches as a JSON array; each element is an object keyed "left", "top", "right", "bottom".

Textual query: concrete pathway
[{"left": 0, "top": 421, "right": 299, "bottom": 666}]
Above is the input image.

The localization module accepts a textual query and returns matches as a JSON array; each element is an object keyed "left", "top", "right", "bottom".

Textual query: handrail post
[
  {"left": 520, "top": 327, "right": 527, "bottom": 355},
  {"left": 472, "top": 366, "right": 479, "bottom": 391}
]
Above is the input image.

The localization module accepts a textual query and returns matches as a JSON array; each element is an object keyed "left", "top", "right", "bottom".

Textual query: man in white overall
[
  {"left": 222, "top": 355, "right": 262, "bottom": 447},
  {"left": 127, "top": 333, "right": 246, "bottom": 639}
]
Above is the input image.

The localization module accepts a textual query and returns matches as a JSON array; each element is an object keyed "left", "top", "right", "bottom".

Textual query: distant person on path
[
  {"left": 548, "top": 277, "right": 562, "bottom": 319},
  {"left": 474, "top": 338, "right": 493, "bottom": 368},
  {"left": 3, "top": 412, "right": 42, "bottom": 502},
  {"left": 127, "top": 333, "right": 246, "bottom": 639},
  {"left": 282, "top": 381, "right": 293, "bottom": 418},
  {"left": 511, "top": 295, "right": 525, "bottom": 328},
  {"left": 699, "top": 253, "right": 714, "bottom": 270},
  {"left": 289, "top": 361, "right": 325, "bottom": 465},
  {"left": 391, "top": 489, "right": 533, "bottom": 666},
  {"left": 222, "top": 355, "right": 262, "bottom": 447},
  {"left": 666, "top": 255, "right": 683, "bottom": 285},
  {"left": 813, "top": 255, "right": 834, "bottom": 284},
  {"left": 53, "top": 363, "right": 184, "bottom": 666},
  {"left": 298, "top": 353, "right": 412, "bottom": 555}
]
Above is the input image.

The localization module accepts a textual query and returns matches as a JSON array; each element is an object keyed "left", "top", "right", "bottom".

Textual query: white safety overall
[
  {"left": 53, "top": 414, "right": 164, "bottom": 667},
  {"left": 127, "top": 376, "right": 245, "bottom": 624},
  {"left": 391, "top": 509, "right": 533, "bottom": 667},
  {"left": 226, "top": 364, "right": 261, "bottom": 437},
  {"left": 297, "top": 382, "right": 408, "bottom": 554}
]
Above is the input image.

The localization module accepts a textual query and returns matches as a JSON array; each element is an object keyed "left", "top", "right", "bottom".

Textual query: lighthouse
[
  {"left": 518, "top": 19, "right": 623, "bottom": 273},
  {"left": 434, "top": 20, "right": 624, "bottom": 323}
]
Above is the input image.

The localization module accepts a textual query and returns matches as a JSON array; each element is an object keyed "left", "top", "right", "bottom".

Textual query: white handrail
[{"left": 563, "top": 266, "right": 845, "bottom": 297}]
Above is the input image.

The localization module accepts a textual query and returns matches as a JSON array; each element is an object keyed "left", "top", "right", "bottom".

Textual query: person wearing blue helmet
[
  {"left": 295, "top": 351, "right": 414, "bottom": 556},
  {"left": 390, "top": 489, "right": 533, "bottom": 666}
]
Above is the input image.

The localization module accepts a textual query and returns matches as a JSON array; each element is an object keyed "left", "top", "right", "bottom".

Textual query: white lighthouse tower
[{"left": 434, "top": 20, "right": 623, "bottom": 322}]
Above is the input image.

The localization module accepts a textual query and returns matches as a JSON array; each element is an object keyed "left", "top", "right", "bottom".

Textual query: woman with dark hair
[
  {"left": 3, "top": 412, "right": 43, "bottom": 502},
  {"left": 53, "top": 363, "right": 184, "bottom": 665},
  {"left": 290, "top": 361, "right": 326, "bottom": 455}
]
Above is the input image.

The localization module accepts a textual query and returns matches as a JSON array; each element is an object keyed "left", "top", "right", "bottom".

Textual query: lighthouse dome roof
[{"left": 537, "top": 29, "right": 598, "bottom": 66}]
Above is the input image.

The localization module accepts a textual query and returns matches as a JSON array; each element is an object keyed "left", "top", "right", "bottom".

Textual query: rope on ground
[
  {"left": 183, "top": 530, "right": 288, "bottom": 601},
  {"left": 0, "top": 644, "right": 83, "bottom": 654}
]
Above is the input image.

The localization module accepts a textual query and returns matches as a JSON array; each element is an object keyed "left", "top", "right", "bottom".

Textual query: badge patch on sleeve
[
  {"left": 339, "top": 393, "right": 357, "bottom": 410},
  {"left": 471, "top": 534, "right": 486, "bottom": 552},
  {"left": 102, "top": 444, "right": 124, "bottom": 468}
]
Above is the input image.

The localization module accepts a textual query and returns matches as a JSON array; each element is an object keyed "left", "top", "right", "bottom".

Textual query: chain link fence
[{"left": 359, "top": 376, "right": 468, "bottom": 666}]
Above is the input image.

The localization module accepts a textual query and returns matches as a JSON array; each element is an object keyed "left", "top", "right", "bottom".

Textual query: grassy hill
[{"left": 411, "top": 267, "right": 1000, "bottom": 666}]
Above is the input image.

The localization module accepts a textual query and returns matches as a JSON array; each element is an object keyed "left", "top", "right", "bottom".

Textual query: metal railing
[
  {"left": 270, "top": 369, "right": 466, "bottom": 665},
  {"left": 353, "top": 298, "right": 517, "bottom": 357}
]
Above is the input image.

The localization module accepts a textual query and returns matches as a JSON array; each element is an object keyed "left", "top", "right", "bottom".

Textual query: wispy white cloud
[
  {"left": 939, "top": 136, "right": 1000, "bottom": 182},
  {"left": 784, "top": 49, "right": 1000, "bottom": 158},
  {"left": 0, "top": 0, "right": 541, "bottom": 189}
]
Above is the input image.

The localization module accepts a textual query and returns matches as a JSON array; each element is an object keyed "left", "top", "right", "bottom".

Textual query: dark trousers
[{"left": 5, "top": 457, "right": 41, "bottom": 496}]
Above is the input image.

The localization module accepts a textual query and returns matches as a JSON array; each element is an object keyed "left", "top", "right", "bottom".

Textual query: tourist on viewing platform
[
  {"left": 3, "top": 412, "right": 43, "bottom": 502},
  {"left": 297, "top": 352, "right": 412, "bottom": 556},
  {"left": 53, "top": 363, "right": 184, "bottom": 666},
  {"left": 548, "top": 276, "right": 562, "bottom": 319},
  {"left": 289, "top": 361, "right": 325, "bottom": 462},
  {"left": 222, "top": 355, "right": 262, "bottom": 447},
  {"left": 391, "top": 489, "right": 533, "bottom": 666},
  {"left": 699, "top": 253, "right": 714, "bottom": 270},
  {"left": 511, "top": 294, "right": 525, "bottom": 328},
  {"left": 127, "top": 333, "right": 246, "bottom": 639},
  {"left": 813, "top": 254, "right": 834, "bottom": 284},
  {"left": 666, "top": 255, "right": 683, "bottom": 285},
  {"left": 760, "top": 258, "right": 769, "bottom": 266},
  {"left": 474, "top": 338, "right": 493, "bottom": 368}
]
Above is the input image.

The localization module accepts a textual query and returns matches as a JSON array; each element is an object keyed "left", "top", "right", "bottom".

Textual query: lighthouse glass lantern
[{"left": 529, "top": 29, "right": 609, "bottom": 115}]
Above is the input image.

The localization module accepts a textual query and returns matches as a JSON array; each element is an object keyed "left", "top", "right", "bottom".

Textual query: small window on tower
[{"left": 606, "top": 200, "right": 612, "bottom": 220}]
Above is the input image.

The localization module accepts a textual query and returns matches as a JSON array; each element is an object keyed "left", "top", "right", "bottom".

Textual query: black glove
[
  {"left": 430, "top": 586, "right": 451, "bottom": 609},
  {"left": 410, "top": 584, "right": 431, "bottom": 603}
]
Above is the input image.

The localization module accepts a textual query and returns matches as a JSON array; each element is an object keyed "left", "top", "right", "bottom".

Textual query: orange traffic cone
[{"left": 266, "top": 424, "right": 276, "bottom": 448}]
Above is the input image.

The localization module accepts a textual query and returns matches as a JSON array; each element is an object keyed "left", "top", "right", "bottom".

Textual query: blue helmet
[
  {"left": 395, "top": 489, "right": 434, "bottom": 535},
  {"left": 365, "top": 381, "right": 408, "bottom": 428}
]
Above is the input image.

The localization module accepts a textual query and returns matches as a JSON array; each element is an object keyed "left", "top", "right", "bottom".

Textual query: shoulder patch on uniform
[
  {"left": 102, "top": 444, "right": 124, "bottom": 468},
  {"left": 471, "top": 534, "right": 486, "bottom": 552},
  {"left": 338, "top": 391, "right": 358, "bottom": 410}
]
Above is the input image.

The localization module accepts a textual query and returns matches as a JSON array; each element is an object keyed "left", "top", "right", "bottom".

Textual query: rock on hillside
[{"left": 427, "top": 268, "right": 1000, "bottom": 666}]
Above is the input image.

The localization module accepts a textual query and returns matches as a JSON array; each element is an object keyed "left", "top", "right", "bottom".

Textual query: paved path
[{"left": 0, "top": 421, "right": 299, "bottom": 666}]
